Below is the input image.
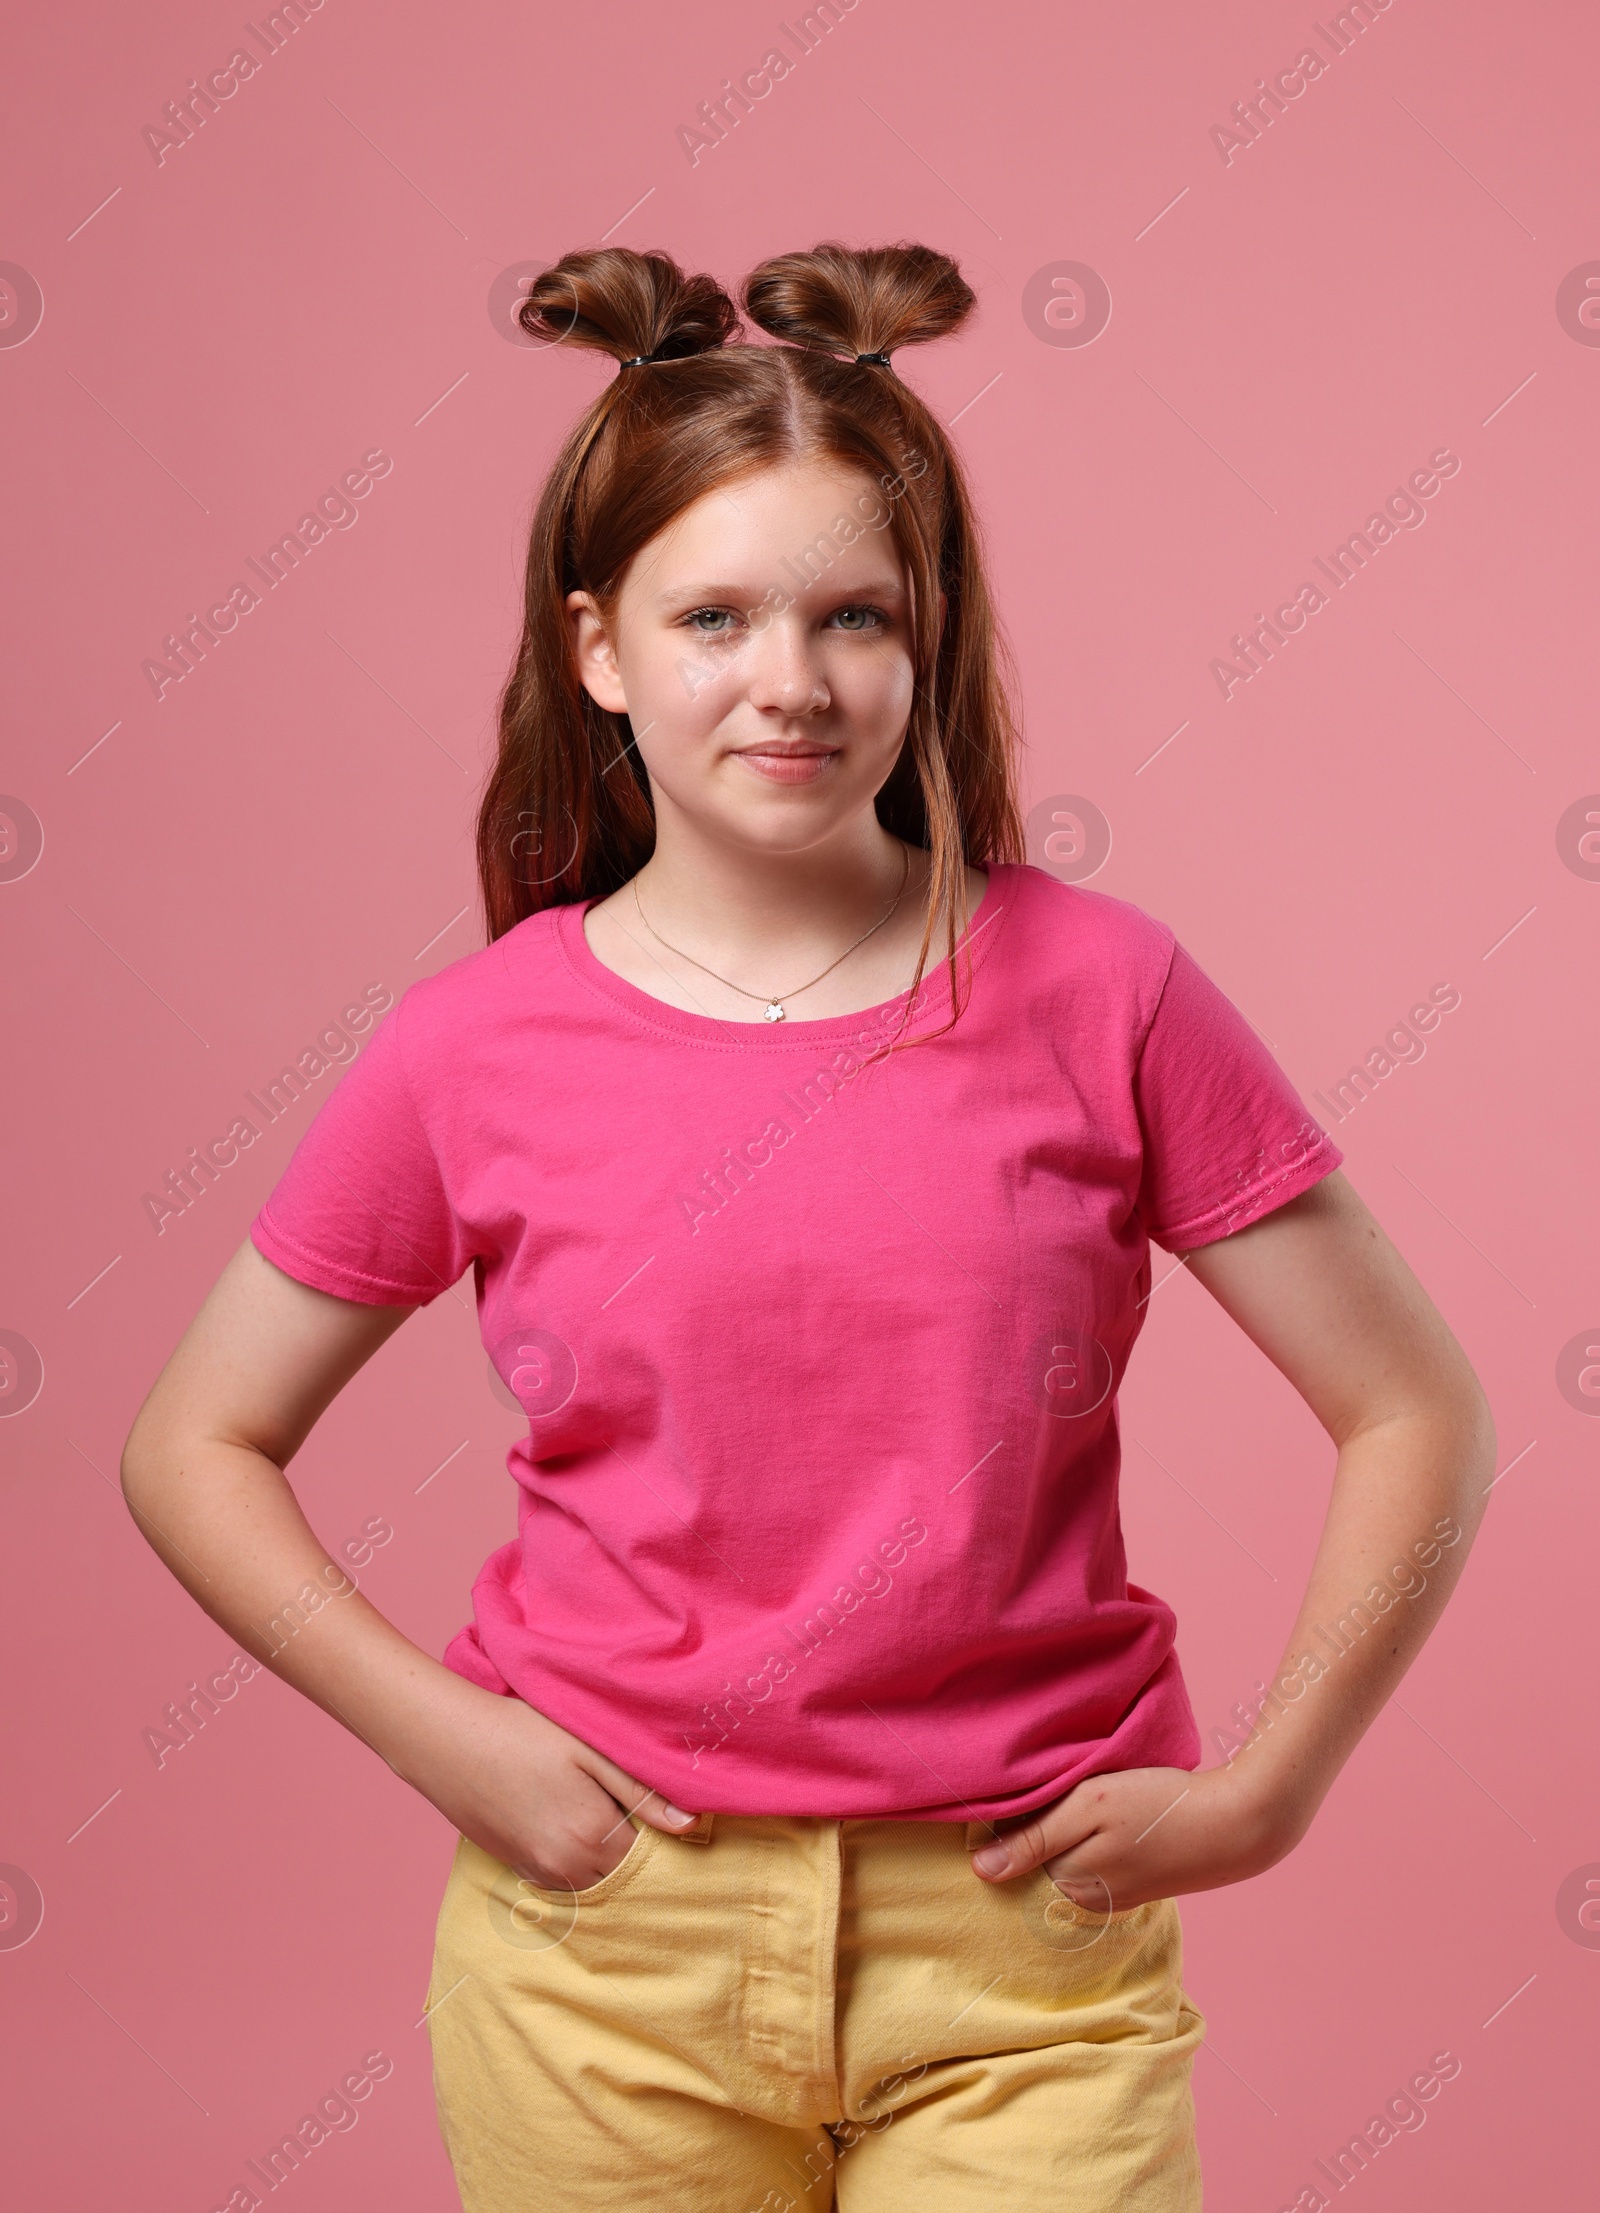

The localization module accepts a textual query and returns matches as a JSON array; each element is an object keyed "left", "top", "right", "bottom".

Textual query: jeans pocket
[
  {"left": 1018, "top": 1869, "right": 1162, "bottom": 1952},
  {"left": 484, "top": 1817, "right": 657, "bottom": 1952}
]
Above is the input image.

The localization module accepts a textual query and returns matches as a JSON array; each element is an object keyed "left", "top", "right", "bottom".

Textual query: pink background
[{"left": 3, "top": 1, "right": 1597, "bottom": 2205}]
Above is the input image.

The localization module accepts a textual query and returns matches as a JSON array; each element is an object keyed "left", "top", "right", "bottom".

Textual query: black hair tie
[
  {"left": 854, "top": 351, "right": 893, "bottom": 367},
  {"left": 620, "top": 332, "right": 706, "bottom": 370}
]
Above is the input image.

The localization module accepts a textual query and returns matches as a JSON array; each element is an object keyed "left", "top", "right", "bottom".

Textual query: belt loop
[{"left": 678, "top": 1810, "right": 715, "bottom": 1845}]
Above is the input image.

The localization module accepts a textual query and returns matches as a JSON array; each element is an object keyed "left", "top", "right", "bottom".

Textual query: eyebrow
[{"left": 653, "top": 576, "right": 907, "bottom": 609}]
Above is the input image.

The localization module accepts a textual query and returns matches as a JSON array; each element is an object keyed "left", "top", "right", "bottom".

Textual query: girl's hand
[
  {"left": 969, "top": 1765, "right": 1298, "bottom": 1910},
  {"left": 410, "top": 1687, "right": 700, "bottom": 1890}
]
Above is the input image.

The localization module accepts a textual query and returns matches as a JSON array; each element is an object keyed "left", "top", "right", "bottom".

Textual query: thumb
[
  {"left": 971, "top": 1813, "right": 1057, "bottom": 1882},
  {"left": 583, "top": 1751, "right": 700, "bottom": 1835}
]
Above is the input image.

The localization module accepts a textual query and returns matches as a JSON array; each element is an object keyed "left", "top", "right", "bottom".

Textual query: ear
[{"left": 566, "top": 590, "right": 629, "bottom": 716}]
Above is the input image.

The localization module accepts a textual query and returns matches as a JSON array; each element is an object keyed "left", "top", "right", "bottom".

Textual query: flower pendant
[{"left": 762, "top": 1002, "right": 787, "bottom": 1022}]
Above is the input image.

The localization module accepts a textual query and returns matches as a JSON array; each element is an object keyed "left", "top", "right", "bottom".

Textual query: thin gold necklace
[{"left": 631, "top": 846, "right": 913, "bottom": 1023}]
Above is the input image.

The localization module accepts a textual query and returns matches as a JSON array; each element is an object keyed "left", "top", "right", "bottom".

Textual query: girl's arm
[
  {"left": 971, "top": 1167, "right": 1496, "bottom": 1901},
  {"left": 121, "top": 1239, "right": 698, "bottom": 1886}
]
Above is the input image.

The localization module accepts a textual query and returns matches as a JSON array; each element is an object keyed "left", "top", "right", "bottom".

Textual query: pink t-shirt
[{"left": 249, "top": 862, "right": 1341, "bottom": 1822}]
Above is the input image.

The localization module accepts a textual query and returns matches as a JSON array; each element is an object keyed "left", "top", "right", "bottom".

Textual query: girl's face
[{"left": 567, "top": 458, "right": 920, "bottom": 858}]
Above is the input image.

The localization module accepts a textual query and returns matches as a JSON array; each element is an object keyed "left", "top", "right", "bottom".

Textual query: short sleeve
[
  {"left": 1133, "top": 937, "right": 1343, "bottom": 1255},
  {"left": 249, "top": 1000, "right": 475, "bottom": 1306}
]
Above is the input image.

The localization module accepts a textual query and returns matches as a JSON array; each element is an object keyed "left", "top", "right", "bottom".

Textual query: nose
[{"left": 745, "top": 615, "right": 830, "bottom": 717}]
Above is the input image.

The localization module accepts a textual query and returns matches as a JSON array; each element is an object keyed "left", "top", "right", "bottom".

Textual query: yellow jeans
[{"left": 425, "top": 1812, "right": 1205, "bottom": 2211}]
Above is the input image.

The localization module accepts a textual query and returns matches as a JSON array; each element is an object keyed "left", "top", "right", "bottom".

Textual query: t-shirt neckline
[{"left": 553, "top": 862, "right": 1011, "bottom": 1049}]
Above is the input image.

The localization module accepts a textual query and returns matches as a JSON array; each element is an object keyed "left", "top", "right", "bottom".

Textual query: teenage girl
[{"left": 122, "top": 242, "right": 1494, "bottom": 2212}]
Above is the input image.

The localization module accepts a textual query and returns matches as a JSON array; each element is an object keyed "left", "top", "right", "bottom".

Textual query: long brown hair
[{"left": 476, "top": 240, "right": 1024, "bottom": 1029}]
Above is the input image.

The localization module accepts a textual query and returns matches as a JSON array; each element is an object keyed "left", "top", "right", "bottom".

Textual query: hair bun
[
  {"left": 742, "top": 241, "right": 975, "bottom": 362},
  {"left": 518, "top": 247, "right": 740, "bottom": 366}
]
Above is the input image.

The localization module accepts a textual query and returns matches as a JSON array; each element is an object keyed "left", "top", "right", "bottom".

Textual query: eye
[
  {"left": 683, "top": 606, "right": 740, "bottom": 636},
  {"left": 828, "top": 604, "right": 889, "bottom": 632}
]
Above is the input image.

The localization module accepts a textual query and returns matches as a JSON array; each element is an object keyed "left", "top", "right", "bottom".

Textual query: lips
[
  {"left": 733, "top": 743, "right": 840, "bottom": 785},
  {"left": 734, "top": 742, "right": 836, "bottom": 757}
]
